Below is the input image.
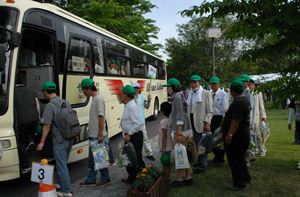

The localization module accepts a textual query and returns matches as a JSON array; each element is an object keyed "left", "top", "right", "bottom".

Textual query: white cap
[{"left": 132, "top": 82, "right": 140, "bottom": 88}]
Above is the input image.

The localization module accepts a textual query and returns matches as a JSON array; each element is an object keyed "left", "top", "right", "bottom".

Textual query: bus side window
[
  {"left": 67, "top": 38, "right": 92, "bottom": 74},
  {"left": 94, "top": 46, "right": 104, "bottom": 74}
]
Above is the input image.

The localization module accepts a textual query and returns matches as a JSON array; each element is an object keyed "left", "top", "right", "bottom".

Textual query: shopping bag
[
  {"left": 174, "top": 143, "right": 190, "bottom": 170},
  {"left": 260, "top": 121, "right": 270, "bottom": 144},
  {"left": 123, "top": 142, "right": 138, "bottom": 166},
  {"left": 117, "top": 141, "right": 137, "bottom": 168},
  {"left": 213, "top": 127, "right": 224, "bottom": 150},
  {"left": 90, "top": 140, "right": 109, "bottom": 170},
  {"left": 197, "top": 132, "right": 213, "bottom": 155}
]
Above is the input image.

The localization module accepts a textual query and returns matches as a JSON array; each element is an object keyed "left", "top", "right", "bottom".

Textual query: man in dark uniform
[{"left": 222, "top": 78, "right": 251, "bottom": 191}]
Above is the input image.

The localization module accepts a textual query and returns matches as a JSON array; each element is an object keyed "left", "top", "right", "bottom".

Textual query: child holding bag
[{"left": 159, "top": 102, "right": 172, "bottom": 180}]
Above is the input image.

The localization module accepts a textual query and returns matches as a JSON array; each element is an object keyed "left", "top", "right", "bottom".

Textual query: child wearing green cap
[{"left": 159, "top": 102, "right": 172, "bottom": 180}]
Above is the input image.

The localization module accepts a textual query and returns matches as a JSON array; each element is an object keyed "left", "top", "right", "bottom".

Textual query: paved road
[{"left": 0, "top": 115, "right": 163, "bottom": 197}]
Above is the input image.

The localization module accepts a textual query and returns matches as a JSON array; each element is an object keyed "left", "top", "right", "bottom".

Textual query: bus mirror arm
[
  {"left": 0, "top": 46, "right": 6, "bottom": 71},
  {"left": 10, "top": 31, "right": 20, "bottom": 48}
]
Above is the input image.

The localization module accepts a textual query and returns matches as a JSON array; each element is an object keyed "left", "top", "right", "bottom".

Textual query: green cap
[
  {"left": 190, "top": 74, "right": 201, "bottom": 81},
  {"left": 160, "top": 152, "right": 171, "bottom": 166},
  {"left": 230, "top": 78, "right": 243, "bottom": 87},
  {"left": 209, "top": 76, "right": 220, "bottom": 84},
  {"left": 42, "top": 81, "right": 56, "bottom": 91},
  {"left": 119, "top": 84, "right": 135, "bottom": 95},
  {"left": 240, "top": 74, "right": 251, "bottom": 82},
  {"left": 80, "top": 78, "right": 94, "bottom": 88},
  {"left": 249, "top": 78, "right": 255, "bottom": 83},
  {"left": 163, "top": 78, "right": 180, "bottom": 87}
]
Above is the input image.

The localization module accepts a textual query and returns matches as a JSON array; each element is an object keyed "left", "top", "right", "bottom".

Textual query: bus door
[{"left": 16, "top": 27, "right": 56, "bottom": 169}]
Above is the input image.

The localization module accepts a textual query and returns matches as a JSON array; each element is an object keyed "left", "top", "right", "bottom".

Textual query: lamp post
[{"left": 207, "top": 28, "right": 221, "bottom": 76}]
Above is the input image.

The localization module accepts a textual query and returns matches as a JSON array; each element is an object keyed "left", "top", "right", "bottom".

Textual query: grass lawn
[{"left": 167, "top": 107, "right": 300, "bottom": 197}]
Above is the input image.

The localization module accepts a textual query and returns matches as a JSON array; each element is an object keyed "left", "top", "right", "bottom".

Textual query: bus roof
[{"left": 2, "top": 0, "right": 163, "bottom": 61}]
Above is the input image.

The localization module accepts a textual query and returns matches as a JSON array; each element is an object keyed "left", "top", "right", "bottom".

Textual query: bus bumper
[{"left": 0, "top": 148, "right": 20, "bottom": 181}]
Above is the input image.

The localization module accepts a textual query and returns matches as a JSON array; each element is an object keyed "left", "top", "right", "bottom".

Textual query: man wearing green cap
[
  {"left": 79, "top": 78, "right": 111, "bottom": 187},
  {"left": 209, "top": 76, "right": 229, "bottom": 164},
  {"left": 187, "top": 74, "right": 213, "bottom": 173},
  {"left": 37, "top": 81, "right": 73, "bottom": 196},
  {"left": 221, "top": 78, "right": 251, "bottom": 191},
  {"left": 119, "top": 84, "right": 144, "bottom": 184}
]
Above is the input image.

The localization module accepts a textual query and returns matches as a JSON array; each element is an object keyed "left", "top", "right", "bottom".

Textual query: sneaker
[
  {"left": 225, "top": 185, "right": 246, "bottom": 191},
  {"left": 146, "top": 155, "right": 156, "bottom": 161},
  {"left": 193, "top": 168, "right": 205, "bottom": 174},
  {"left": 96, "top": 180, "right": 111, "bottom": 187},
  {"left": 183, "top": 178, "right": 193, "bottom": 185},
  {"left": 57, "top": 191, "right": 73, "bottom": 197},
  {"left": 121, "top": 178, "right": 134, "bottom": 184},
  {"left": 170, "top": 180, "right": 185, "bottom": 188},
  {"left": 21, "top": 167, "right": 31, "bottom": 174},
  {"left": 79, "top": 181, "right": 96, "bottom": 187},
  {"left": 55, "top": 184, "right": 61, "bottom": 191}
]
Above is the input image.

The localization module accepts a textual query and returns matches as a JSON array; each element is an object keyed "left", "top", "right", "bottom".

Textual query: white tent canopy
[{"left": 249, "top": 73, "right": 282, "bottom": 84}]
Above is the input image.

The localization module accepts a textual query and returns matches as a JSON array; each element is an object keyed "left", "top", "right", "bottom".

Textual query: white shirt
[
  {"left": 121, "top": 99, "right": 143, "bottom": 135},
  {"left": 187, "top": 86, "right": 203, "bottom": 114},
  {"left": 211, "top": 88, "right": 229, "bottom": 116}
]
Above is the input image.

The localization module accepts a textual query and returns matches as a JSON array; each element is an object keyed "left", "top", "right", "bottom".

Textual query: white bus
[{"left": 0, "top": 0, "right": 167, "bottom": 181}]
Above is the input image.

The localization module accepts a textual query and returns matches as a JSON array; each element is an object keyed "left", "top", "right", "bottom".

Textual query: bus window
[
  {"left": 132, "top": 60, "right": 146, "bottom": 77},
  {"left": 67, "top": 38, "right": 92, "bottom": 74},
  {"left": 106, "top": 53, "right": 128, "bottom": 76},
  {"left": 157, "top": 61, "right": 165, "bottom": 79},
  {"left": 94, "top": 45, "right": 104, "bottom": 74}
]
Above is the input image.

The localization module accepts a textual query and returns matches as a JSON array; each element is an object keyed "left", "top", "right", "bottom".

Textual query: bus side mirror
[{"left": 0, "top": 45, "right": 6, "bottom": 71}]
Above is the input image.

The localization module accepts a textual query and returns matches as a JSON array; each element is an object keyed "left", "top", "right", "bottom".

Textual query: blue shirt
[{"left": 135, "top": 94, "right": 147, "bottom": 125}]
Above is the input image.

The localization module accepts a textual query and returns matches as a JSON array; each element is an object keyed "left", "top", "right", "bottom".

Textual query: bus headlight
[{"left": 0, "top": 140, "right": 11, "bottom": 149}]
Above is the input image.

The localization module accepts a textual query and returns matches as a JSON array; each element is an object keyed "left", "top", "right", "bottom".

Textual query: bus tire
[{"left": 150, "top": 98, "right": 159, "bottom": 120}]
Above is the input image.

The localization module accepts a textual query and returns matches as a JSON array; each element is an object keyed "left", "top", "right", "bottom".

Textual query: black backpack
[{"left": 52, "top": 100, "right": 80, "bottom": 138}]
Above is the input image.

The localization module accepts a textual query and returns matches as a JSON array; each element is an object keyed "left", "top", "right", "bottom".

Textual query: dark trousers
[
  {"left": 225, "top": 144, "right": 250, "bottom": 188},
  {"left": 126, "top": 131, "right": 144, "bottom": 182},
  {"left": 294, "top": 121, "right": 300, "bottom": 143},
  {"left": 17, "top": 122, "right": 37, "bottom": 169},
  {"left": 211, "top": 115, "right": 225, "bottom": 162}
]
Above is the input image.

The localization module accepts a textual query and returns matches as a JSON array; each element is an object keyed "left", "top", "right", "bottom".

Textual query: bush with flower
[{"left": 132, "top": 165, "right": 160, "bottom": 193}]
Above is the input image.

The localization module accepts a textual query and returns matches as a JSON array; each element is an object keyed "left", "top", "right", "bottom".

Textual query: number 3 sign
[{"left": 31, "top": 162, "right": 54, "bottom": 185}]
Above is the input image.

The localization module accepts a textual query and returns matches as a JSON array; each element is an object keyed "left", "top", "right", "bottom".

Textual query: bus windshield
[{"left": 0, "top": 7, "right": 18, "bottom": 115}]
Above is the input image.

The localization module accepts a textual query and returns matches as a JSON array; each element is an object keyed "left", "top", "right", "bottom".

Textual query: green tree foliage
[
  {"left": 165, "top": 17, "right": 242, "bottom": 88},
  {"left": 66, "top": 0, "right": 161, "bottom": 54},
  {"left": 181, "top": 0, "right": 300, "bottom": 97}
]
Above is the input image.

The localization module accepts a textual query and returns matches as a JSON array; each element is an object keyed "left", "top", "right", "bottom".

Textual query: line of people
[
  {"left": 158, "top": 74, "right": 268, "bottom": 191},
  {"left": 32, "top": 73, "right": 269, "bottom": 196}
]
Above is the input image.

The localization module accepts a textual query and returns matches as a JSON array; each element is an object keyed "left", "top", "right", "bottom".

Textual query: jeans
[
  {"left": 85, "top": 137, "right": 111, "bottom": 183},
  {"left": 53, "top": 137, "right": 73, "bottom": 193}
]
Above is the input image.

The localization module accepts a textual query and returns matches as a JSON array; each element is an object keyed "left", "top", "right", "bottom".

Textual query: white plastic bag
[
  {"left": 174, "top": 143, "right": 190, "bottom": 170},
  {"left": 90, "top": 140, "right": 109, "bottom": 170},
  {"left": 260, "top": 121, "right": 270, "bottom": 144}
]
